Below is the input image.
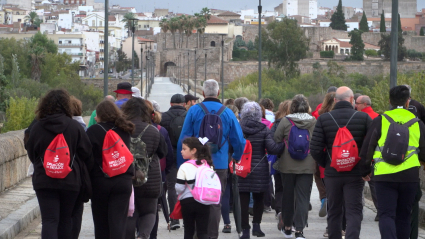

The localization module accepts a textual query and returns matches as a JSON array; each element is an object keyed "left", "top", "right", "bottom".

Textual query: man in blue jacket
[{"left": 177, "top": 79, "right": 246, "bottom": 239}]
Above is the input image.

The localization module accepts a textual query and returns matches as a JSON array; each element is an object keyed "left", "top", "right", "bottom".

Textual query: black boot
[
  {"left": 240, "top": 228, "right": 250, "bottom": 239},
  {"left": 252, "top": 223, "right": 265, "bottom": 237}
]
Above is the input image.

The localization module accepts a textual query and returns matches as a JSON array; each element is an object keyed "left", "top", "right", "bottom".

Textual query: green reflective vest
[{"left": 373, "top": 109, "right": 420, "bottom": 176}]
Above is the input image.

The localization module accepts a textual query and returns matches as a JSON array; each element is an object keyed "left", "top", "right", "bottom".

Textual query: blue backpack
[
  {"left": 198, "top": 103, "right": 227, "bottom": 154},
  {"left": 284, "top": 117, "right": 310, "bottom": 160}
]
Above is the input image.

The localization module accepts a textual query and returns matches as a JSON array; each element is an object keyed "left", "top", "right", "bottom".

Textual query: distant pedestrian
[
  {"left": 132, "top": 87, "right": 143, "bottom": 99},
  {"left": 235, "top": 97, "right": 249, "bottom": 112},
  {"left": 260, "top": 98, "right": 275, "bottom": 123},
  {"left": 114, "top": 82, "right": 134, "bottom": 108},
  {"left": 26, "top": 89, "right": 93, "bottom": 239},
  {"left": 405, "top": 85, "right": 425, "bottom": 122},
  {"left": 177, "top": 79, "right": 246, "bottom": 239},
  {"left": 70, "top": 96, "right": 87, "bottom": 131},
  {"left": 238, "top": 102, "right": 284, "bottom": 238},
  {"left": 160, "top": 93, "right": 188, "bottom": 230},
  {"left": 121, "top": 98, "right": 167, "bottom": 239},
  {"left": 185, "top": 94, "right": 199, "bottom": 110},
  {"left": 86, "top": 100, "right": 135, "bottom": 239},
  {"left": 88, "top": 95, "right": 115, "bottom": 128},
  {"left": 224, "top": 98, "right": 235, "bottom": 106},
  {"left": 360, "top": 85, "right": 425, "bottom": 239},
  {"left": 310, "top": 86, "right": 372, "bottom": 239},
  {"left": 176, "top": 137, "right": 215, "bottom": 239},
  {"left": 312, "top": 86, "right": 337, "bottom": 119},
  {"left": 274, "top": 95, "right": 316, "bottom": 239}
]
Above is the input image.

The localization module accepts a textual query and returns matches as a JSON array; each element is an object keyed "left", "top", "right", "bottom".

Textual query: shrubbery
[
  {"left": 320, "top": 51, "right": 335, "bottom": 58},
  {"left": 2, "top": 97, "right": 38, "bottom": 132}
]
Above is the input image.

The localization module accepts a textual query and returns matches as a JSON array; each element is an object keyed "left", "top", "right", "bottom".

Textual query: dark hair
[
  {"left": 318, "top": 92, "right": 336, "bottom": 115},
  {"left": 260, "top": 105, "right": 266, "bottom": 118},
  {"left": 259, "top": 98, "right": 274, "bottom": 111},
  {"left": 224, "top": 98, "right": 235, "bottom": 106},
  {"left": 234, "top": 97, "right": 249, "bottom": 111},
  {"left": 121, "top": 98, "right": 151, "bottom": 123},
  {"left": 182, "top": 137, "right": 214, "bottom": 168},
  {"left": 96, "top": 100, "right": 135, "bottom": 133},
  {"left": 290, "top": 94, "right": 310, "bottom": 114},
  {"left": 70, "top": 95, "right": 82, "bottom": 116},
  {"left": 390, "top": 85, "right": 410, "bottom": 107},
  {"left": 36, "top": 89, "right": 73, "bottom": 120}
]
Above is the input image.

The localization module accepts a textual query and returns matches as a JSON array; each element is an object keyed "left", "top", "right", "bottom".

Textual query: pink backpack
[{"left": 185, "top": 160, "right": 221, "bottom": 205}]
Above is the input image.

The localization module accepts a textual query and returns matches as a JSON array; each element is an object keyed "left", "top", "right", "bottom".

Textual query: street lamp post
[
  {"left": 220, "top": 34, "right": 225, "bottom": 103},
  {"left": 204, "top": 51, "right": 207, "bottom": 83},
  {"left": 146, "top": 53, "right": 149, "bottom": 97},
  {"left": 103, "top": 0, "right": 109, "bottom": 97},
  {"left": 258, "top": 0, "right": 262, "bottom": 100},
  {"left": 139, "top": 42, "right": 144, "bottom": 95},
  {"left": 390, "top": 0, "right": 399, "bottom": 88},
  {"left": 187, "top": 51, "right": 190, "bottom": 93},
  {"left": 194, "top": 48, "right": 197, "bottom": 97},
  {"left": 129, "top": 18, "right": 138, "bottom": 86}
]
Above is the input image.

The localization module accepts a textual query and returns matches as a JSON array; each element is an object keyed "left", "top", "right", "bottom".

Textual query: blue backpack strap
[
  {"left": 198, "top": 103, "right": 210, "bottom": 114},
  {"left": 216, "top": 105, "right": 227, "bottom": 116}
]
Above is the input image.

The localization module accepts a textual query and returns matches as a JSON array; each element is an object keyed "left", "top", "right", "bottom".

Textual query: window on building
[
  {"left": 59, "top": 40, "right": 62, "bottom": 44},
  {"left": 99, "top": 21, "right": 102, "bottom": 26},
  {"left": 68, "top": 40, "right": 71, "bottom": 44},
  {"left": 92, "top": 20, "right": 95, "bottom": 26},
  {"left": 85, "top": 21, "right": 88, "bottom": 25}
]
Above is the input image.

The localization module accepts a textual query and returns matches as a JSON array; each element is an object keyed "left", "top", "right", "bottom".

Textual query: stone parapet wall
[{"left": 0, "top": 130, "right": 31, "bottom": 193}]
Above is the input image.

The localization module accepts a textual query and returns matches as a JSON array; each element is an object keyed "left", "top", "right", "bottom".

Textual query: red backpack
[
  {"left": 43, "top": 134, "right": 73, "bottom": 179},
  {"left": 229, "top": 140, "right": 252, "bottom": 178},
  {"left": 328, "top": 112, "right": 360, "bottom": 172},
  {"left": 99, "top": 125, "right": 134, "bottom": 177}
]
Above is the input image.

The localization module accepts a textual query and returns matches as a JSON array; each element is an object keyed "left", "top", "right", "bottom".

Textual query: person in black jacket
[
  {"left": 405, "top": 85, "right": 425, "bottom": 123},
  {"left": 121, "top": 98, "right": 167, "bottom": 239},
  {"left": 310, "top": 86, "right": 372, "bottom": 239},
  {"left": 238, "top": 102, "right": 284, "bottom": 239},
  {"left": 26, "top": 89, "right": 93, "bottom": 239},
  {"left": 159, "top": 93, "right": 187, "bottom": 230},
  {"left": 86, "top": 100, "right": 135, "bottom": 239}
]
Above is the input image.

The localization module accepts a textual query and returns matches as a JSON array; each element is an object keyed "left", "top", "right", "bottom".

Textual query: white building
[
  {"left": 318, "top": 6, "right": 331, "bottom": 15},
  {"left": 282, "top": 0, "right": 317, "bottom": 18},
  {"left": 283, "top": 0, "right": 298, "bottom": 16},
  {"left": 308, "top": 0, "right": 318, "bottom": 19},
  {"left": 55, "top": 34, "right": 85, "bottom": 64},
  {"left": 58, "top": 12, "right": 73, "bottom": 30},
  {"left": 239, "top": 9, "right": 255, "bottom": 21}
]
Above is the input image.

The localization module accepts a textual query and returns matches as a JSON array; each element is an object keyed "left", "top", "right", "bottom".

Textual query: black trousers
[
  {"left": 324, "top": 176, "right": 364, "bottom": 239},
  {"left": 375, "top": 181, "right": 418, "bottom": 239},
  {"left": 181, "top": 197, "right": 210, "bottom": 239},
  {"left": 71, "top": 201, "right": 84, "bottom": 239},
  {"left": 410, "top": 184, "right": 423, "bottom": 239},
  {"left": 274, "top": 173, "right": 283, "bottom": 214},
  {"left": 281, "top": 173, "right": 313, "bottom": 232},
  {"left": 35, "top": 188, "right": 79, "bottom": 239},
  {"left": 91, "top": 176, "right": 132, "bottom": 239},
  {"left": 240, "top": 192, "right": 265, "bottom": 229}
]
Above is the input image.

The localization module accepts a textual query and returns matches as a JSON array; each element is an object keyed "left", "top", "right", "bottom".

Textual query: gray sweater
[
  {"left": 273, "top": 113, "right": 317, "bottom": 174},
  {"left": 175, "top": 161, "right": 197, "bottom": 200}
]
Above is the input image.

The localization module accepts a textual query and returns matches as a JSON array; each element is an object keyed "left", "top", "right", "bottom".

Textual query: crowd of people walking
[{"left": 23, "top": 78, "right": 425, "bottom": 239}]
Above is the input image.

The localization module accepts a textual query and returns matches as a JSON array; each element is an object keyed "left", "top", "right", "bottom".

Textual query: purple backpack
[
  {"left": 284, "top": 117, "right": 310, "bottom": 160},
  {"left": 198, "top": 103, "right": 227, "bottom": 154}
]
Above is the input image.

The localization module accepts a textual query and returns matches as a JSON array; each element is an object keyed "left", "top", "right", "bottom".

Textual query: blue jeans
[
  {"left": 221, "top": 174, "right": 232, "bottom": 225},
  {"left": 375, "top": 181, "right": 418, "bottom": 239}
]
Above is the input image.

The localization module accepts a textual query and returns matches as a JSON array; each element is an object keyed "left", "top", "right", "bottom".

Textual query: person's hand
[{"left": 362, "top": 175, "right": 371, "bottom": 181}]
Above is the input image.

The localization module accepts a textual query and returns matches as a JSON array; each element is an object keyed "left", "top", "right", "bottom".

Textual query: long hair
[
  {"left": 183, "top": 137, "right": 214, "bottom": 168},
  {"left": 318, "top": 92, "right": 336, "bottom": 115},
  {"left": 145, "top": 100, "right": 162, "bottom": 124},
  {"left": 70, "top": 95, "right": 83, "bottom": 116},
  {"left": 121, "top": 98, "right": 151, "bottom": 123},
  {"left": 36, "top": 89, "right": 73, "bottom": 120},
  {"left": 290, "top": 94, "right": 310, "bottom": 114},
  {"left": 275, "top": 100, "right": 291, "bottom": 120},
  {"left": 96, "top": 100, "right": 135, "bottom": 133},
  {"left": 224, "top": 98, "right": 235, "bottom": 106}
]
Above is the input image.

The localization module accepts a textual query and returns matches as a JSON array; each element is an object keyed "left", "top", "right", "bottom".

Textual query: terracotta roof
[
  {"left": 108, "top": 15, "right": 116, "bottom": 21},
  {"left": 207, "top": 15, "right": 228, "bottom": 25},
  {"left": 217, "top": 11, "right": 241, "bottom": 17},
  {"left": 4, "top": 7, "right": 26, "bottom": 11},
  {"left": 137, "top": 37, "right": 154, "bottom": 42},
  {"left": 367, "top": 17, "right": 420, "bottom": 30},
  {"left": 364, "top": 42, "right": 380, "bottom": 50},
  {"left": 137, "top": 13, "right": 146, "bottom": 16},
  {"left": 0, "top": 24, "right": 13, "bottom": 27},
  {"left": 75, "top": 14, "right": 86, "bottom": 17}
]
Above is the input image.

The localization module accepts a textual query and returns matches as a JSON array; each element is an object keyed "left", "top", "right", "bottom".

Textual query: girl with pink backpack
[{"left": 176, "top": 137, "right": 221, "bottom": 239}]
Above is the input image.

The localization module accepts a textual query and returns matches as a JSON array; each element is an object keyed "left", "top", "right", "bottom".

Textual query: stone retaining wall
[{"left": 0, "top": 130, "right": 31, "bottom": 194}]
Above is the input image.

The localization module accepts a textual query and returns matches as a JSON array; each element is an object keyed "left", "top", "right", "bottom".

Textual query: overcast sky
[{"left": 102, "top": 0, "right": 425, "bottom": 15}]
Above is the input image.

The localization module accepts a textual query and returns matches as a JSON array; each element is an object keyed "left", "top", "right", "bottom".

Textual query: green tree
[
  {"left": 116, "top": 49, "right": 130, "bottom": 73},
  {"left": 133, "top": 50, "right": 139, "bottom": 69},
  {"left": 168, "top": 17, "right": 179, "bottom": 49},
  {"left": 177, "top": 15, "right": 187, "bottom": 48},
  {"left": 122, "top": 12, "right": 137, "bottom": 37},
  {"left": 380, "top": 10, "right": 386, "bottom": 32},
  {"left": 11, "top": 54, "right": 20, "bottom": 87},
  {"left": 0, "top": 54, "right": 8, "bottom": 111},
  {"left": 398, "top": 13, "right": 402, "bottom": 33},
  {"left": 247, "top": 40, "right": 255, "bottom": 50},
  {"left": 378, "top": 33, "right": 407, "bottom": 61},
  {"left": 30, "top": 45, "right": 45, "bottom": 81},
  {"left": 420, "top": 27, "right": 424, "bottom": 36},
  {"left": 194, "top": 13, "right": 207, "bottom": 48},
  {"left": 365, "top": 49, "right": 378, "bottom": 58},
  {"left": 184, "top": 15, "right": 195, "bottom": 48},
  {"left": 359, "top": 12, "right": 369, "bottom": 32},
  {"left": 24, "top": 11, "right": 39, "bottom": 25},
  {"left": 33, "top": 18, "right": 42, "bottom": 27},
  {"left": 349, "top": 29, "right": 365, "bottom": 61},
  {"left": 330, "top": 0, "right": 347, "bottom": 31},
  {"left": 159, "top": 19, "right": 169, "bottom": 48},
  {"left": 28, "top": 32, "right": 58, "bottom": 54},
  {"left": 260, "top": 18, "right": 309, "bottom": 77}
]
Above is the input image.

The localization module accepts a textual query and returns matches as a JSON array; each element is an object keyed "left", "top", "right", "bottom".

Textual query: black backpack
[
  {"left": 379, "top": 114, "right": 419, "bottom": 165},
  {"left": 167, "top": 111, "right": 187, "bottom": 147}
]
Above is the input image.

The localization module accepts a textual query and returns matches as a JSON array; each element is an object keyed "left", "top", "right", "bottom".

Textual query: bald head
[
  {"left": 104, "top": 95, "right": 115, "bottom": 102},
  {"left": 335, "top": 87, "right": 354, "bottom": 102}
]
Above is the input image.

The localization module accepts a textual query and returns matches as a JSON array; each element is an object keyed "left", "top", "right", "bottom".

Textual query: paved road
[{"left": 147, "top": 77, "right": 185, "bottom": 112}]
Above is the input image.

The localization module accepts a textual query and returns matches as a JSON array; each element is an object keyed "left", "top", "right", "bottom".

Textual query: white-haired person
[
  {"left": 177, "top": 79, "right": 246, "bottom": 239},
  {"left": 238, "top": 102, "right": 284, "bottom": 238}
]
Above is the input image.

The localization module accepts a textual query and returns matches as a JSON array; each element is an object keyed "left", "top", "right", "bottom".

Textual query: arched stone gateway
[{"left": 163, "top": 61, "right": 176, "bottom": 76}]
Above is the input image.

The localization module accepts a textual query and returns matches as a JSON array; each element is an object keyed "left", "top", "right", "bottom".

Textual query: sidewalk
[{"left": 147, "top": 77, "right": 185, "bottom": 112}]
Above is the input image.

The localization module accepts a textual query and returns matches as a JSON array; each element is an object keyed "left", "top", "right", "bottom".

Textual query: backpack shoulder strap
[
  {"left": 198, "top": 103, "right": 210, "bottom": 114},
  {"left": 216, "top": 105, "right": 227, "bottom": 116},
  {"left": 328, "top": 113, "right": 340, "bottom": 128},
  {"left": 285, "top": 117, "right": 295, "bottom": 126},
  {"left": 97, "top": 123, "right": 108, "bottom": 132},
  {"left": 382, "top": 114, "right": 395, "bottom": 124},
  {"left": 136, "top": 124, "right": 150, "bottom": 139},
  {"left": 167, "top": 111, "right": 176, "bottom": 118},
  {"left": 403, "top": 118, "right": 420, "bottom": 128},
  {"left": 345, "top": 111, "right": 358, "bottom": 127}
]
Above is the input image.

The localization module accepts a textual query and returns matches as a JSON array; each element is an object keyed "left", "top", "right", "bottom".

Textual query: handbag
[{"left": 170, "top": 199, "right": 183, "bottom": 220}]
